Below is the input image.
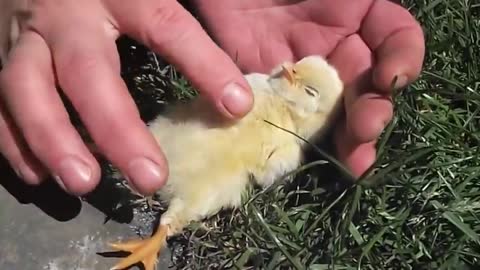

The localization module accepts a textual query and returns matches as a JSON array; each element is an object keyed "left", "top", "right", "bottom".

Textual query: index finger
[{"left": 104, "top": 0, "right": 254, "bottom": 119}]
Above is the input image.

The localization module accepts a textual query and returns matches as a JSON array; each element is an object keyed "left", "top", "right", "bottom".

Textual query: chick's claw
[{"left": 108, "top": 224, "right": 169, "bottom": 270}]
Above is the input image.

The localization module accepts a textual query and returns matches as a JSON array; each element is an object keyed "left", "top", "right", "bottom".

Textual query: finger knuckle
[
  {"left": 22, "top": 114, "right": 71, "bottom": 154},
  {"left": 144, "top": 5, "right": 195, "bottom": 49},
  {"left": 57, "top": 50, "right": 101, "bottom": 87},
  {"left": 94, "top": 112, "right": 142, "bottom": 148}
]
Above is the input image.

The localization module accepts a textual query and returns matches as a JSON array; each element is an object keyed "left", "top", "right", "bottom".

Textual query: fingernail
[
  {"left": 54, "top": 175, "right": 68, "bottom": 191},
  {"left": 221, "top": 82, "right": 253, "bottom": 117},
  {"left": 15, "top": 164, "right": 40, "bottom": 183},
  {"left": 393, "top": 75, "right": 408, "bottom": 90},
  {"left": 127, "top": 157, "right": 165, "bottom": 194},
  {"left": 55, "top": 156, "right": 92, "bottom": 190}
]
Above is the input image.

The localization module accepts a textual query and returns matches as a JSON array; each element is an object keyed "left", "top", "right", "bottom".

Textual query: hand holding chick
[
  {"left": 194, "top": 0, "right": 425, "bottom": 176},
  {"left": 108, "top": 55, "right": 344, "bottom": 270}
]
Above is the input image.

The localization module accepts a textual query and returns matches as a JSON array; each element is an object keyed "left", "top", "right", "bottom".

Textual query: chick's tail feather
[{"left": 108, "top": 224, "right": 169, "bottom": 270}]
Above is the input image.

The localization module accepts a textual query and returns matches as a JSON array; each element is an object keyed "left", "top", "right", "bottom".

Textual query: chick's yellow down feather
[{"left": 107, "top": 55, "right": 344, "bottom": 270}]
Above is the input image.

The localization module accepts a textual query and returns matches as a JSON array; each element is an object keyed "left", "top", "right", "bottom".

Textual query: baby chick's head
[{"left": 268, "top": 55, "right": 344, "bottom": 117}]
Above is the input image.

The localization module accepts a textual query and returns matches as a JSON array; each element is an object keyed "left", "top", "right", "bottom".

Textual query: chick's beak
[{"left": 281, "top": 64, "right": 295, "bottom": 84}]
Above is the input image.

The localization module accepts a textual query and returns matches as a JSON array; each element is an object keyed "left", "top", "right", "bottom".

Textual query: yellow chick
[{"left": 107, "top": 55, "right": 344, "bottom": 270}]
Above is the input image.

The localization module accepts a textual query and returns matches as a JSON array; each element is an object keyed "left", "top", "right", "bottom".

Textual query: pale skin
[{"left": 0, "top": 0, "right": 425, "bottom": 196}]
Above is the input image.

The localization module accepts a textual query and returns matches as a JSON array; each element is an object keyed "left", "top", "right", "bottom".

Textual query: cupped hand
[
  {"left": 194, "top": 0, "right": 425, "bottom": 177},
  {"left": 0, "top": 0, "right": 254, "bottom": 196}
]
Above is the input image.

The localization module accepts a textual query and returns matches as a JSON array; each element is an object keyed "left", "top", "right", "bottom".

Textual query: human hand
[
  {"left": 193, "top": 0, "right": 425, "bottom": 177},
  {"left": 0, "top": 0, "right": 254, "bottom": 196}
]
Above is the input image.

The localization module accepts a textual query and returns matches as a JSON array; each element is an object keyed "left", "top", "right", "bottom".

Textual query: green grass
[{"left": 116, "top": 0, "right": 480, "bottom": 269}]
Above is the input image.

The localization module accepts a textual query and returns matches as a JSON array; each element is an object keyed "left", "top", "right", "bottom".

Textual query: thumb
[
  {"left": 372, "top": 26, "right": 425, "bottom": 91},
  {"left": 104, "top": 0, "right": 253, "bottom": 118},
  {"left": 361, "top": 0, "right": 425, "bottom": 91}
]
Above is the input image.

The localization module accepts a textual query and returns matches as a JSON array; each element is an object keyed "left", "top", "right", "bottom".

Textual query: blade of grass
[{"left": 250, "top": 204, "right": 306, "bottom": 270}]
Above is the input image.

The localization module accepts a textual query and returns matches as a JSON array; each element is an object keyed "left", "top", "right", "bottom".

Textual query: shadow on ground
[{"left": 0, "top": 158, "right": 82, "bottom": 222}]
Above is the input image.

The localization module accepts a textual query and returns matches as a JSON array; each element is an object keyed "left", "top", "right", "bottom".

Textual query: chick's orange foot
[{"left": 108, "top": 224, "right": 169, "bottom": 270}]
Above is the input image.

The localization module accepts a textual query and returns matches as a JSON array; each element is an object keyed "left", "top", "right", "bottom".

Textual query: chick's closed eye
[{"left": 304, "top": 85, "right": 319, "bottom": 97}]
